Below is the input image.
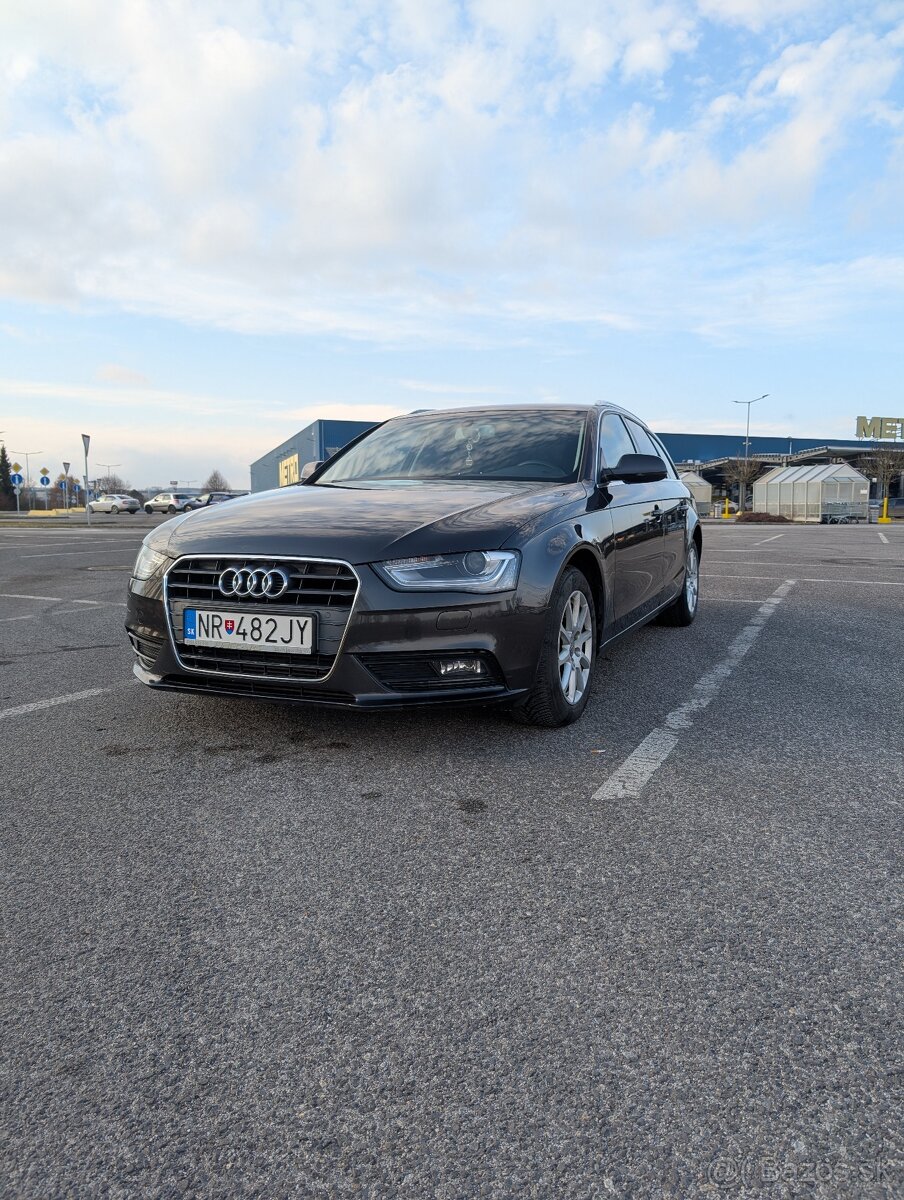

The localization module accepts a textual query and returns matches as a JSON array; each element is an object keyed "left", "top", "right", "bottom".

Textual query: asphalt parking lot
[{"left": 1, "top": 519, "right": 902, "bottom": 1198}]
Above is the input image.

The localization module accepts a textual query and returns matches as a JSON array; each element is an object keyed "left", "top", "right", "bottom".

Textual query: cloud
[
  {"left": 96, "top": 363, "right": 151, "bottom": 386},
  {"left": 0, "top": 375, "right": 302, "bottom": 487},
  {"left": 0, "top": 321, "right": 30, "bottom": 340},
  {"left": 0, "top": 1, "right": 903, "bottom": 345},
  {"left": 285, "top": 402, "right": 405, "bottom": 425},
  {"left": 697, "top": 0, "right": 824, "bottom": 34},
  {"left": 398, "top": 379, "right": 513, "bottom": 395}
]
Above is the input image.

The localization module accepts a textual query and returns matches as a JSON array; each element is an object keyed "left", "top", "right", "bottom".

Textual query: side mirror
[
  {"left": 601, "top": 453, "right": 668, "bottom": 485},
  {"left": 300, "top": 460, "right": 324, "bottom": 481}
]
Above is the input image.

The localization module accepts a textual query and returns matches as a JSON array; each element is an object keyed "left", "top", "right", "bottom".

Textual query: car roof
[{"left": 387, "top": 400, "right": 651, "bottom": 426}]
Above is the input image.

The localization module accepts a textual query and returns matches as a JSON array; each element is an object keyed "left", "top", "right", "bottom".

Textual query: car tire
[
  {"left": 167, "top": 505, "right": 177, "bottom": 513},
  {"left": 144, "top": 505, "right": 153, "bottom": 514},
  {"left": 511, "top": 566, "right": 596, "bottom": 728},
  {"left": 111, "top": 505, "right": 119, "bottom": 514},
  {"left": 659, "top": 539, "right": 700, "bottom": 627}
]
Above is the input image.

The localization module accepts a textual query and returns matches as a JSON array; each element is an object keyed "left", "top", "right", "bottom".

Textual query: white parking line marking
[
  {"left": 753, "top": 533, "right": 784, "bottom": 545},
  {"left": 0, "top": 592, "right": 127, "bottom": 606},
  {"left": 707, "top": 556, "right": 901, "bottom": 566},
  {"left": 591, "top": 729, "right": 679, "bottom": 801},
  {"left": 0, "top": 687, "right": 117, "bottom": 720},
  {"left": 0, "top": 539, "right": 142, "bottom": 551},
  {"left": 52, "top": 604, "right": 118, "bottom": 614},
  {"left": 702, "top": 575, "right": 904, "bottom": 586},
  {"left": 21, "top": 548, "right": 141, "bottom": 559},
  {"left": 878, "top": 532, "right": 889, "bottom": 544},
  {"left": 0, "top": 614, "right": 35, "bottom": 623},
  {"left": 593, "top": 580, "right": 796, "bottom": 801}
]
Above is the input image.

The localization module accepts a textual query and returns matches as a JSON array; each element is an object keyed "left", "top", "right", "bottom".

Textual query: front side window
[
  {"left": 316, "top": 411, "right": 588, "bottom": 485},
  {"left": 598, "top": 413, "right": 636, "bottom": 470},
  {"left": 648, "top": 433, "right": 678, "bottom": 479},
  {"left": 624, "top": 419, "right": 660, "bottom": 458}
]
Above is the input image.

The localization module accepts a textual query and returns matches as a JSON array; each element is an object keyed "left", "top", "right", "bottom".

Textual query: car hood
[{"left": 158, "top": 480, "right": 586, "bottom": 563}]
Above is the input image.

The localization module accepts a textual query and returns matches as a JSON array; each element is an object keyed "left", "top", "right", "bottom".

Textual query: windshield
[{"left": 316, "top": 411, "right": 588, "bottom": 485}]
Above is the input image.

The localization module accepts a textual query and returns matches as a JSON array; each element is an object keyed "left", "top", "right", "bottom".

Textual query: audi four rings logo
[{"left": 217, "top": 566, "right": 290, "bottom": 599}]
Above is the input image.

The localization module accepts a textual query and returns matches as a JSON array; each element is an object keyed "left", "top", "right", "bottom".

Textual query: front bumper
[{"left": 126, "top": 559, "right": 545, "bottom": 710}]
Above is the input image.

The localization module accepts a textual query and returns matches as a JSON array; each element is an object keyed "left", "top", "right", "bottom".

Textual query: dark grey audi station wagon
[{"left": 127, "top": 404, "right": 700, "bottom": 726}]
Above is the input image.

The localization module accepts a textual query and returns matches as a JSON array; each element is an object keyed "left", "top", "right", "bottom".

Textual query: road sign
[
  {"left": 40, "top": 475, "right": 51, "bottom": 487},
  {"left": 12, "top": 462, "right": 21, "bottom": 473},
  {"left": 81, "top": 434, "right": 90, "bottom": 455},
  {"left": 10, "top": 472, "right": 23, "bottom": 486},
  {"left": 63, "top": 461, "right": 71, "bottom": 475},
  {"left": 60, "top": 479, "right": 68, "bottom": 490},
  {"left": 72, "top": 480, "right": 80, "bottom": 492},
  {"left": 13, "top": 486, "right": 20, "bottom": 496}
]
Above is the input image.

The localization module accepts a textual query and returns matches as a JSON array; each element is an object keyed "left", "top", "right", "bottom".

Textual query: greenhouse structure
[
  {"left": 752, "top": 463, "right": 870, "bottom": 522},
  {"left": 678, "top": 471, "right": 713, "bottom": 516}
]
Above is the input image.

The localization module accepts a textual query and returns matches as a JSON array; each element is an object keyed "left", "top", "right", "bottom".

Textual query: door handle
[{"left": 643, "top": 506, "right": 662, "bottom": 519}]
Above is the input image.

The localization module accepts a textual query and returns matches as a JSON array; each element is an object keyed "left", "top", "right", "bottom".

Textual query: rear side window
[{"left": 599, "top": 413, "right": 636, "bottom": 469}]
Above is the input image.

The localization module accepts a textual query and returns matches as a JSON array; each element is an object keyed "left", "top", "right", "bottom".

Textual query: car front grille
[
  {"left": 358, "top": 651, "right": 505, "bottom": 693},
  {"left": 165, "top": 556, "right": 359, "bottom": 683},
  {"left": 166, "top": 556, "right": 357, "bottom": 608},
  {"left": 176, "top": 644, "right": 337, "bottom": 681}
]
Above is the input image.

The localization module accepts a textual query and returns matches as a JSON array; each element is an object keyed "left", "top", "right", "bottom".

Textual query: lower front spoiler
[{"left": 133, "top": 661, "right": 527, "bottom": 711}]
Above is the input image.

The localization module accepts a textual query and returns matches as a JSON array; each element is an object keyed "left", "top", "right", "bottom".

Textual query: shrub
[{"left": 735, "top": 512, "right": 791, "bottom": 523}]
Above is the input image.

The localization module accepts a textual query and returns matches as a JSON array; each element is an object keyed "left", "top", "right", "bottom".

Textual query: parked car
[
  {"left": 886, "top": 497, "right": 904, "bottom": 519},
  {"left": 144, "top": 492, "right": 197, "bottom": 515},
  {"left": 187, "top": 491, "right": 249, "bottom": 508},
  {"left": 88, "top": 493, "right": 140, "bottom": 515},
  {"left": 127, "top": 403, "right": 701, "bottom": 727}
]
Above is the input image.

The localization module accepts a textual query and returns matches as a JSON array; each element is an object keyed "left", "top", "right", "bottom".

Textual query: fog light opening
[{"left": 432, "top": 657, "right": 487, "bottom": 678}]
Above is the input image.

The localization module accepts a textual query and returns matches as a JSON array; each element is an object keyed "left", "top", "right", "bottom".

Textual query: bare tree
[
  {"left": 49, "top": 473, "right": 81, "bottom": 508},
  {"left": 857, "top": 443, "right": 904, "bottom": 500},
  {"left": 721, "top": 456, "right": 762, "bottom": 511},
  {"left": 95, "top": 472, "right": 130, "bottom": 493},
  {"left": 203, "top": 468, "right": 230, "bottom": 491}
]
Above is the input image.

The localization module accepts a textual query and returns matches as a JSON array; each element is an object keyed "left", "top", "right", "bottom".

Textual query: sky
[{"left": 1, "top": 0, "right": 903, "bottom": 488}]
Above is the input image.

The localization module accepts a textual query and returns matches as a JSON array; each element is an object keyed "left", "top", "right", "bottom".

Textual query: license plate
[{"left": 182, "top": 608, "right": 315, "bottom": 654}]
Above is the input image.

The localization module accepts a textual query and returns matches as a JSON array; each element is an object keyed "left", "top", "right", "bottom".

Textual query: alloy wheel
[
  {"left": 558, "top": 590, "right": 593, "bottom": 705},
  {"left": 685, "top": 544, "right": 699, "bottom": 614}
]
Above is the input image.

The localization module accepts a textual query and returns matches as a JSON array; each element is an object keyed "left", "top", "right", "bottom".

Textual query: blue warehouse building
[
  {"left": 656, "top": 432, "right": 867, "bottom": 464},
  {"left": 250, "top": 420, "right": 375, "bottom": 493}
]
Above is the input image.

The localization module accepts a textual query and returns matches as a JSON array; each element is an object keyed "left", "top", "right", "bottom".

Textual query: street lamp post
[
  {"left": 82, "top": 434, "right": 91, "bottom": 525},
  {"left": 732, "top": 395, "right": 768, "bottom": 511},
  {"left": 97, "top": 462, "right": 122, "bottom": 484},
  {"left": 11, "top": 448, "right": 43, "bottom": 511}
]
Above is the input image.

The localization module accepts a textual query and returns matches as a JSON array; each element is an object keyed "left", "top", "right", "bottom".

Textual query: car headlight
[
  {"left": 132, "top": 544, "right": 171, "bottom": 580},
  {"left": 373, "top": 550, "right": 520, "bottom": 593}
]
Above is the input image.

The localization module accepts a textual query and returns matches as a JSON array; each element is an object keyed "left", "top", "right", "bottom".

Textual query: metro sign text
[
  {"left": 279, "top": 453, "right": 300, "bottom": 487},
  {"left": 856, "top": 416, "right": 904, "bottom": 439}
]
